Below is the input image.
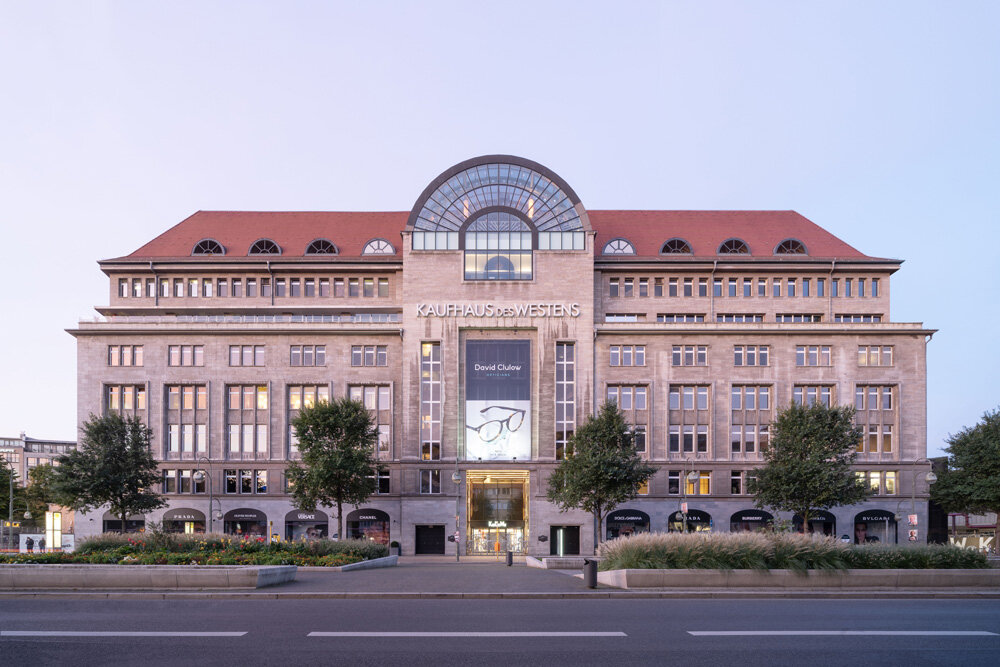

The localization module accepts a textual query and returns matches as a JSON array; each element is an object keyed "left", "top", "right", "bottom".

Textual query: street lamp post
[
  {"left": 451, "top": 468, "right": 462, "bottom": 563},
  {"left": 193, "top": 456, "right": 222, "bottom": 534},
  {"left": 910, "top": 459, "right": 937, "bottom": 539}
]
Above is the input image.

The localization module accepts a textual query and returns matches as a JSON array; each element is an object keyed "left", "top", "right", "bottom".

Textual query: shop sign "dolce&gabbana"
[{"left": 416, "top": 303, "right": 581, "bottom": 318}]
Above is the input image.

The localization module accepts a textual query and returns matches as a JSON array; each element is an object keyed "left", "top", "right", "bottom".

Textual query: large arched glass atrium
[{"left": 407, "top": 157, "right": 589, "bottom": 280}]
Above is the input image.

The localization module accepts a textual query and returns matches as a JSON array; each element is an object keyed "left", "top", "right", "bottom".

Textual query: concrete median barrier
[
  {"left": 598, "top": 568, "right": 1000, "bottom": 589},
  {"left": 0, "top": 564, "right": 296, "bottom": 589}
]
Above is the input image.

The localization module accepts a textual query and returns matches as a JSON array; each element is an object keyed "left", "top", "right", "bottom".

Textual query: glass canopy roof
[{"left": 409, "top": 157, "right": 585, "bottom": 233}]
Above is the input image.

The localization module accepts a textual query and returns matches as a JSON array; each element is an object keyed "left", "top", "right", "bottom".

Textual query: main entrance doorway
[{"left": 466, "top": 470, "right": 529, "bottom": 555}]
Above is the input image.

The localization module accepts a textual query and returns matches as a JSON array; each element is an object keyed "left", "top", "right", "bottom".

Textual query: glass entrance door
[{"left": 465, "top": 471, "right": 529, "bottom": 554}]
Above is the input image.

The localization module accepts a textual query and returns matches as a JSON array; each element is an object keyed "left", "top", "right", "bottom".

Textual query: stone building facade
[{"left": 69, "top": 155, "right": 934, "bottom": 555}]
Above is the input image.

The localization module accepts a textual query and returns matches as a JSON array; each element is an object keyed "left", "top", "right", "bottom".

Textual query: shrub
[
  {"left": 597, "top": 532, "right": 990, "bottom": 571},
  {"left": 6, "top": 534, "right": 387, "bottom": 566}
]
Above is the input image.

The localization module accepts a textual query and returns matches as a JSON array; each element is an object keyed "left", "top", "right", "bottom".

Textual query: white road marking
[
  {"left": 308, "top": 631, "right": 628, "bottom": 638},
  {"left": 1, "top": 631, "right": 247, "bottom": 637},
  {"left": 688, "top": 631, "right": 998, "bottom": 637}
]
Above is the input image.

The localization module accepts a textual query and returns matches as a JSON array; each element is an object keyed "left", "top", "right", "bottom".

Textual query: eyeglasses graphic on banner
[{"left": 466, "top": 405, "right": 526, "bottom": 442}]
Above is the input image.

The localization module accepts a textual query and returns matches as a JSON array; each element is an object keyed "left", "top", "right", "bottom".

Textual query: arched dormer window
[
  {"left": 774, "top": 238, "right": 808, "bottom": 255},
  {"left": 248, "top": 238, "right": 281, "bottom": 255},
  {"left": 602, "top": 238, "right": 635, "bottom": 255},
  {"left": 660, "top": 238, "right": 692, "bottom": 254},
  {"left": 191, "top": 239, "right": 225, "bottom": 256},
  {"left": 362, "top": 238, "right": 395, "bottom": 255},
  {"left": 305, "top": 239, "right": 338, "bottom": 255},
  {"left": 718, "top": 238, "right": 750, "bottom": 255}
]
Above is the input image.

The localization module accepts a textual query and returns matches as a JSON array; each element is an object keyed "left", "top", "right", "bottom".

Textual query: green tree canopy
[
  {"left": 932, "top": 408, "right": 1000, "bottom": 526},
  {"left": 24, "top": 463, "right": 60, "bottom": 528},
  {"left": 546, "top": 401, "right": 656, "bottom": 553},
  {"left": 53, "top": 413, "right": 166, "bottom": 533},
  {"left": 286, "top": 397, "right": 384, "bottom": 540},
  {"left": 749, "top": 402, "right": 868, "bottom": 531}
]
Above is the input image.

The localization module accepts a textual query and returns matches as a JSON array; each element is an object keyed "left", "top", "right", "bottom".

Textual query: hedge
[{"left": 597, "top": 532, "right": 989, "bottom": 571}]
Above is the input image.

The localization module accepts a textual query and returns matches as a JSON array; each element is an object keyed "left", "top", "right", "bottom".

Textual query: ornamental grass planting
[{"left": 597, "top": 532, "right": 989, "bottom": 571}]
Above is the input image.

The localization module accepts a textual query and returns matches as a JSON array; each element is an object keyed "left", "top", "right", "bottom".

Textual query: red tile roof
[
  {"left": 588, "top": 210, "right": 870, "bottom": 259},
  {"left": 114, "top": 209, "right": 879, "bottom": 261}
]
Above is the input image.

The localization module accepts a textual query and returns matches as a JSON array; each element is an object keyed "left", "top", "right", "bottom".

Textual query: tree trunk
[
  {"left": 801, "top": 510, "right": 810, "bottom": 535},
  {"left": 593, "top": 504, "right": 602, "bottom": 555},
  {"left": 120, "top": 508, "right": 127, "bottom": 535},
  {"left": 337, "top": 499, "right": 343, "bottom": 541}
]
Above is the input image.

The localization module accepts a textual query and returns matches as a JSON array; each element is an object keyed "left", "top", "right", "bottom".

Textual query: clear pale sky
[{"left": 1, "top": 2, "right": 997, "bottom": 456}]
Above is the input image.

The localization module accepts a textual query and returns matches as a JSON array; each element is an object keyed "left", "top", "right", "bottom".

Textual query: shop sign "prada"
[{"left": 416, "top": 303, "right": 581, "bottom": 318}]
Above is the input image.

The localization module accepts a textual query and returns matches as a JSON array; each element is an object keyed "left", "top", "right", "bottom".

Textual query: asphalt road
[{"left": 2, "top": 598, "right": 998, "bottom": 666}]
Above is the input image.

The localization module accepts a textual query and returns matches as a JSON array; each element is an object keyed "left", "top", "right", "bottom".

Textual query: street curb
[{"left": 2, "top": 590, "right": 999, "bottom": 600}]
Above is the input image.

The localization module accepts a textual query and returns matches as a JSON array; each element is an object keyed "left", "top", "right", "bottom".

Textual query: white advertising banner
[{"left": 465, "top": 340, "right": 531, "bottom": 461}]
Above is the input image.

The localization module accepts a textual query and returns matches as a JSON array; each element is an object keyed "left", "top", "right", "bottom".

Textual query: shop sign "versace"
[{"left": 416, "top": 303, "right": 581, "bottom": 318}]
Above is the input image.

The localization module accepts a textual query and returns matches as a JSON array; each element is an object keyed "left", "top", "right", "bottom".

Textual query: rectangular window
[
  {"left": 671, "top": 345, "right": 708, "bottom": 366},
  {"left": 713, "top": 278, "right": 722, "bottom": 297},
  {"left": 733, "top": 345, "right": 769, "bottom": 366},
  {"left": 363, "top": 278, "right": 374, "bottom": 297},
  {"left": 845, "top": 278, "right": 853, "bottom": 298},
  {"left": 793, "top": 385, "right": 833, "bottom": 407},
  {"left": 162, "top": 470, "right": 177, "bottom": 494},
  {"left": 378, "top": 278, "right": 389, "bottom": 297},
  {"left": 683, "top": 278, "right": 693, "bottom": 297},
  {"left": 160, "top": 278, "right": 170, "bottom": 297},
  {"left": 728, "top": 278, "right": 737, "bottom": 297},
  {"left": 653, "top": 278, "right": 663, "bottom": 297},
  {"left": 350, "top": 345, "right": 388, "bottom": 366},
  {"left": 817, "top": 278, "right": 825, "bottom": 297},
  {"left": 757, "top": 278, "right": 767, "bottom": 297},
  {"left": 229, "top": 345, "right": 265, "bottom": 366},
  {"left": 304, "top": 278, "right": 315, "bottom": 297},
  {"left": 261, "top": 278, "right": 271, "bottom": 297},
  {"left": 772, "top": 279, "right": 781, "bottom": 298},
  {"left": 624, "top": 278, "right": 634, "bottom": 297},
  {"left": 871, "top": 278, "right": 879, "bottom": 298},
  {"left": 420, "top": 342, "right": 441, "bottom": 466},
  {"left": 609, "top": 345, "right": 644, "bottom": 366},
  {"left": 742, "top": 279, "right": 752, "bottom": 298},
  {"left": 164, "top": 384, "right": 207, "bottom": 459},
  {"left": 420, "top": 469, "right": 441, "bottom": 494},
  {"left": 832, "top": 279, "right": 839, "bottom": 297},
  {"left": 349, "top": 278, "right": 360, "bottom": 297},
  {"left": 216, "top": 279, "right": 228, "bottom": 297},
  {"left": 334, "top": 278, "right": 345, "bottom": 297},
  {"left": 731, "top": 471, "right": 743, "bottom": 495},
  {"left": 657, "top": 314, "right": 705, "bottom": 323},
  {"left": 290, "top": 345, "right": 326, "bottom": 367},
  {"left": 318, "top": 279, "right": 329, "bottom": 297},
  {"left": 858, "top": 278, "right": 866, "bottom": 298},
  {"left": 167, "top": 345, "right": 203, "bottom": 367},
  {"left": 107, "top": 345, "right": 144, "bottom": 367},
  {"left": 787, "top": 279, "right": 796, "bottom": 298},
  {"left": 802, "top": 278, "right": 811, "bottom": 297},
  {"left": 609, "top": 278, "right": 619, "bottom": 297},
  {"left": 668, "top": 279, "right": 679, "bottom": 297},
  {"left": 288, "top": 278, "right": 300, "bottom": 297},
  {"left": 776, "top": 314, "right": 822, "bottom": 323},
  {"left": 173, "top": 278, "right": 184, "bottom": 298},
  {"left": 247, "top": 279, "right": 257, "bottom": 297},
  {"left": 555, "top": 342, "right": 576, "bottom": 460},
  {"left": 638, "top": 278, "right": 648, "bottom": 297},
  {"left": 795, "top": 345, "right": 832, "bottom": 366},
  {"left": 698, "top": 278, "right": 708, "bottom": 297}
]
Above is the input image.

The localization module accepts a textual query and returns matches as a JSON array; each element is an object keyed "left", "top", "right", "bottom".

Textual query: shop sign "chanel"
[{"left": 416, "top": 303, "right": 581, "bottom": 318}]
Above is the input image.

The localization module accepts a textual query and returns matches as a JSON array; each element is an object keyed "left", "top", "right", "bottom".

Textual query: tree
[
  {"left": 53, "top": 413, "right": 166, "bottom": 533},
  {"left": 931, "top": 408, "right": 1000, "bottom": 550},
  {"left": 286, "top": 397, "right": 384, "bottom": 540},
  {"left": 546, "top": 401, "right": 656, "bottom": 553},
  {"left": 748, "top": 402, "right": 868, "bottom": 532},
  {"left": 24, "top": 464, "right": 60, "bottom": 528}
]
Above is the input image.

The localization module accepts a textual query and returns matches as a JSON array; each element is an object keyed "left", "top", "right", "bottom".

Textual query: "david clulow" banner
[{"left": 465, "top": 340, "right": 530, "bottom": 460}]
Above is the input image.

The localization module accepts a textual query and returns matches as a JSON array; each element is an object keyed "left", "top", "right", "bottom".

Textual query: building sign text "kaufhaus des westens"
[{"left": 416, "top": 302, "right": 581, "bottom": 318}]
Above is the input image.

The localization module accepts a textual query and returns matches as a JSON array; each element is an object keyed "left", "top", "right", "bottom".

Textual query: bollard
[
  {"left": 506, "top": 550, "right": 513, "bottom": 566},
  {"left": 583, "top": 558, "right": 597, "bottom": 589}
]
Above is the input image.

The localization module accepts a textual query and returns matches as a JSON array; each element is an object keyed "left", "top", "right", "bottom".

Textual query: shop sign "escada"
[{"left": 416, "top": 303, "right": 581, "bottom": 318}]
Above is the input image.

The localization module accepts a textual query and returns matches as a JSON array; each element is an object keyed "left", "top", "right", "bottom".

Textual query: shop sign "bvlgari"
[{"left": 416, "top": 303, "right": 581, "bottom": 318}]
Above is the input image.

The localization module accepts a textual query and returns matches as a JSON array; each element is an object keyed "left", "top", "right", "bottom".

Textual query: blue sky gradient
[{"left": 1, "top": 2, "right": 997, "bottom": 455}]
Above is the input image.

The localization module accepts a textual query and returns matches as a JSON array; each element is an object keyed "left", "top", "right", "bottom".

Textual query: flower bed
[
  {"left": 0, "top": 534, "right": 388, "bottom": 566},
  {"left": 598, "top": 532, "right": 989, "bottom": 571}
]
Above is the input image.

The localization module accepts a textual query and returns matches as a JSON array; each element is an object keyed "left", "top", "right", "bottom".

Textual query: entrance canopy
[
  {"left": 730, "top": 510, "right": 773, "bottom": 523},
  {"left": 669, "top": 509, "right": 711, "bottom": 523},
  {"left": 163, "top": 509, "right": 205, "bottom": 523},
  {"left": 286, "top": 509, "right": 329, "bottom": 523},
  {"left": 856, "top": 510, "right": 896, "bottom": 524},
  {"left": 346, "top": 509, "right": 389, "bottom": 523},
  {"left": 607, "top": 509, "right": 650, "bottom": 525},
  {"left": 224, "top": 509, "right": 266, "bottom": 523}
]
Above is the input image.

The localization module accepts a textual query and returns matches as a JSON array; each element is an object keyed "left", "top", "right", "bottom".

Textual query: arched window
[
  {"left": 718, "top": 238, "right": 750, "bottom": 255},
  {"left": 305, "top": 239, "right": 338, "bottom": 255},
  {"left": 774, "top": 238, "right": 808, "bottom": 255},
  {"left": 362, "top": 238, "right": 395, "bottom": 255},
  {"left": 660, "top": 238, "right": 692, "bottom": 254},
  {"left": 602, "top": 238, "right": 635, "bottom": 255},
  {"left": 248, "top": 239, "right": 281, "bottom": 255},
  {"left": 191, "top": 239, "right": 225, "bottom": 256}
]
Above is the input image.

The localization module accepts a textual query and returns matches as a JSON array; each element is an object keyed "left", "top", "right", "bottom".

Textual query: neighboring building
[
  {"left": 68, "top": 155, "right": 935, "bottom": 554},
  {"left": 0, "top": 432, "right": 75, "bottom": 485}
]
